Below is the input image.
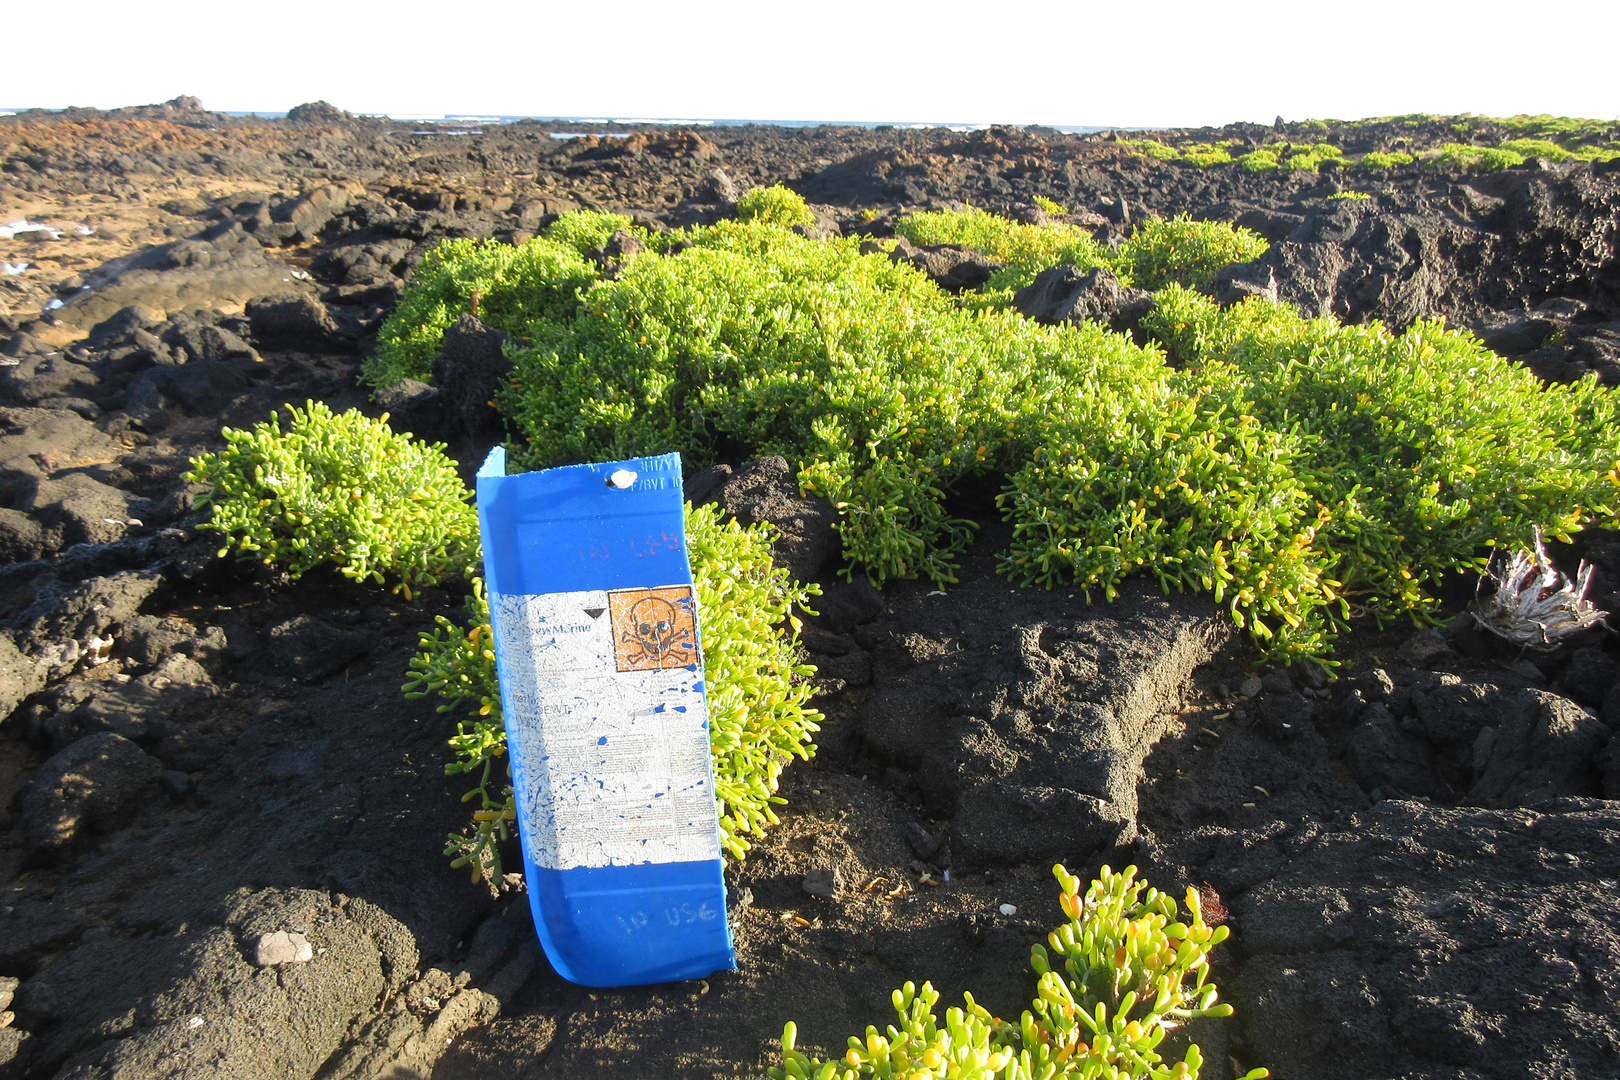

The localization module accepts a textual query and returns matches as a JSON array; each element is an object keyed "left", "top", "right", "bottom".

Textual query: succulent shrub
[
  {"left": 363, "top": 234, "right": 598, "bottom": 386},
  {"left": 1123, "top": 138, "right": 1181, "bottom": 161},
  {"left": 1280, "top": 144, "right": 1347, "bottom": 172},
  {"left": 185, "top": 400, "right": 479, "bottom": 597},
  {"left": 894, "top": 208, "right": 1266, "bottom": 301},
  {"left": 999, "top": 360, "right": 1334, "bottom": 657},
  {"left": 1495, "top": 113, "right": 1614, "bottom": 138},
  {"left": 406, "top": 500, "right": 823, "bottom": 880},
  {"left": 736, "top": 183, "right": 817, "bottom": 228},
  {"left": 370, "top": 211, "right": 1620, "bottom": 665},
  {"left": 1106, "top": 117, "right": 1617, "bottom": 176},
  {"left": 769, "top": 864, "right": 1268, "bottom": 1080},
  {"left": 497, "top": 219, "right": 1150, "bottom": 588},
  {"left": 1356, "top": 151, "right": 1415, "bottom": 168},
  {"left": 1032, "top": 195, "right": 1069, "bottom": 216},
  {"left": 1426, "top": 143, "right": 1525, "bottom": 171},
  {"left": 1114, "top": 215, "right": 1269, "bottom": 291},
  {"left": 541, "top": 209, "right": 646, "bottom": 253},
  {"left": 189, "top": 403, "right": 824, "bottom": 880},
  {"left": 683, "top": 503, "right": 823, "bottom": 857},
  {"left": 1497, "top": 137, "right": 1571, "bottom": 161},
  {"left": 1174, "top": 143, "right": 1234, "bottom": 167},
  {"left": 1136, "top": 286, "right": 1620, "bottom": 634},
  {"left": 895, "top": 206, "right": 1104, "bottom": 268},
  {"left": 896, "top": 207, "right": 1113, "bottom": 306}
]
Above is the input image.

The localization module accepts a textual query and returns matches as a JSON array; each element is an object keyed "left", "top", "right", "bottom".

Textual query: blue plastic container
[{"left": 475, "top": 448, "right": 736, "bottom": 986}]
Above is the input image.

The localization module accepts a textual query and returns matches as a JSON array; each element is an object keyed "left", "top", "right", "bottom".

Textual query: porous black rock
[
  {"left": 430, "top": 313, "right": 512, "bottom": 440},
  {"left": 19, "top": 732, "right": 162, "bottom": 855},
  {"left": 245, "top": 292, "right": 345, "bottom": 351},
  {"left": 1013, "top": 265, "right": 1155, "bottom": 333},
  {"left": 1223, "top": 800, "right": 1620, "bottom": 1080},
  {"left": 374, "top": 378, "right": 449, "bottom": 443},
  {"left": 711, "top": 456, "right": 841, "bottom": 586},
  {"left": 886, "top": 237, "right": 1003, "bottom": 293}
]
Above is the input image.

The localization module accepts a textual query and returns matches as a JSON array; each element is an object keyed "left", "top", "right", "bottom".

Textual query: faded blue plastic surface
[{"left": 476, "top": 448, "right": 736, "bottom": 987}]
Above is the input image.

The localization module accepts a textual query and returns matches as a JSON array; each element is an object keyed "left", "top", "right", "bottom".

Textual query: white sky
[{"left": 13, "top": 0, "right": 1620, "bottom": 129}]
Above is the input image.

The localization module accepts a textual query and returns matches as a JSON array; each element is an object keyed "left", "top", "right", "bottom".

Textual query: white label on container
[{"left": 490, "top": 586, "right": 719, "bottom": 871}]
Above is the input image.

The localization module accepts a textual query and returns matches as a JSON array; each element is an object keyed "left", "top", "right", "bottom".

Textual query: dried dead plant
[{"left": 1472, "top": 530, "right": 1609, "bottom": 650}]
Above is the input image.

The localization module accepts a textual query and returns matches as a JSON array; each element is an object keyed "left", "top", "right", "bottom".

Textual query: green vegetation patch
[
  {"left": 1119, "top": 138, "right": 1246, "bottom": 169},
  {"left": 1426, "top": 137, "right": 1620, "bottom": 170},
  {"left": 770, "top": 864, "right": 1267, "bottom": 1080},
  {"left": 501, "top": 219, "right": 1086, "bottom": 586},
  {"left": 1057, "top": 287, "right": 1620, "bottom": 653},
  {"left": 366, "top": 203, "right": 1619, "bottom": 663},
  {"left": 185, "top": 400, "right": 479, "bottom": 597},
  {"left": 365, "top": 232, "right": 601, "bottom": 388},
  {"left": 736, "top": 183, "right": 817, "bottom": 228},
  {"left": 895, "top": 206, "right": 1112, "bottom": 305},
  {"left": 1235, "top": 149, "right": 1280, "bottom": 172},
  {"left": 541, "top": 208, "right": 647, "bottom": 253},
  {"left": 1356, "top": 151, "right": 1414, "bottom": 169},
  {"left": 1427, "top": 142, "right": 1529, "bottom": 172},
  {"left": 1175, "top": 143, "right": 1235, "bottom": 167},
  {"left": 1113, "top": 216, "right": 1269, "bottom": 291},
  {"left": 895, "top": 206, "right": 1104, "bottom": 268},
  {"left": 894, "top": 208, "right": 1265, "bottom": 303},
  {"left": 1110, "top": 114, "right": 1619, "bottom": 172},
  {"left": 1121, "top": 138, "right": 1180, "bottom": 161},
  {"left": 1256, "top": 143, "right": 1348, "bottom": 172}
]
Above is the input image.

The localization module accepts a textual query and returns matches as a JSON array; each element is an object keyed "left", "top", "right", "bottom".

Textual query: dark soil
[{"left": 0, "top": 100, "right": 1618, "bottom": 1080}]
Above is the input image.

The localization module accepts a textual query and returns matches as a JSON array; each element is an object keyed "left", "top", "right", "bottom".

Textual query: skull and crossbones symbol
[{"left": 620, "top": 596, "right": 684, "bottom": 666}]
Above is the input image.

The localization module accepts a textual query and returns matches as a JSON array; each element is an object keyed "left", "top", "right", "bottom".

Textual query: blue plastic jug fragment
[{"left": 475, "top": 448, "right": 736, "bottom": 986}]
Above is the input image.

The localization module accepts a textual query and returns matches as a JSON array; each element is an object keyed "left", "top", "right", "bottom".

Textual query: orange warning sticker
[{"left": 609, "top": 586, "right": 699, "bottom": 671}]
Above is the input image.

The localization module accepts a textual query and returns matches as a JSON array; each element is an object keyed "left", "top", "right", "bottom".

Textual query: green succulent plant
[
  {"left": 1115, "top": 215, "right": 1269, "bottom": 291},
  {"left": 1235, "top": 150, "right": 1280, "bottom": 172},
  {"left": 894, "top": 207, "right": 1265, "bottom": 303},
  {"left": 184, "top": 400, "right": 479, "bottom": 597},
  {"left": 542, "top": 209, "right": 647, "bottom": 253},
  {"left": 737, "top": 183, "right": 817, "bottom": 228},
  {"left": 363, "top": 232, "right": 600, "bottom": 388},
  {"left": 364, "top": 209, "right": 1620, "bottom": 665},
  {"left": 769, "top": 864, "right": 1269, "bottom": 1080},
  {"left": 1355, "top": 151, "right": 1415, "bottom": 168}
]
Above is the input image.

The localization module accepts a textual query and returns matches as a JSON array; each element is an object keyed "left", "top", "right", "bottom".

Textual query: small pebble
[
  {"left": 802, "top": 866, "right": 842, "bottom": 899},
  {"left": 1261, "top": 669, "right": 1295, "bottom": 694},
  {"left": 999, "top": 903, "right": 1017, "bottom": 916},
  {"left": 1239, "top": 676, "right": 1264, "bottom": 698},
  {"left": 160, "top": 770, "right": 192, "bottom": 800},
  {"left": 253, "top": 930, "right": 313, "bottom": 967}
]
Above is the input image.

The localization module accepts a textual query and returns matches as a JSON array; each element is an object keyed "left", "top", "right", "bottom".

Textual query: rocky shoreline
[{"left": 0, "top": 98, "right": 1617, "bottom": 1079}]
